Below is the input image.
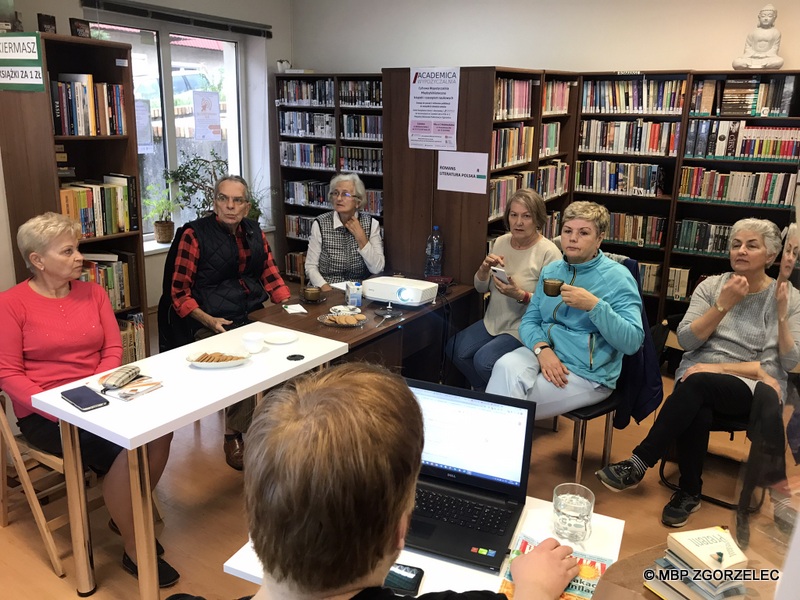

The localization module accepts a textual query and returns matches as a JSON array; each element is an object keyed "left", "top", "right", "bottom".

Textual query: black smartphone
[
  {"left": 383, "top": 563, "right": 424, "bottom": 597},
  {"left": 61, "top": 385, "right": 109, "bottom": 412}
]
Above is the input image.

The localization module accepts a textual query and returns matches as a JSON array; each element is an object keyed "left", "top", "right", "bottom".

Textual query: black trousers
[{"left": 633, "top": 373, "right": 785, "bottom": 496}]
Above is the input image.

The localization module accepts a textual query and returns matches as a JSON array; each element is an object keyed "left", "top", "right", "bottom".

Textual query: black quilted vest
[{"left": 190, "top": 216, "right": 267, "bottom": 323}]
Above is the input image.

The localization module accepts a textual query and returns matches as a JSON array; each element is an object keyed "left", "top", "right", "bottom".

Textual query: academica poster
[{"left": 408, "top": 67, "right": 459, "bottom": 151}]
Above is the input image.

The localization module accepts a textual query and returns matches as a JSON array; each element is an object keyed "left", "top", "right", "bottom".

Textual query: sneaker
[
  {"left": 595, "top": 459, "right": 643, "bottom": 492},
  {"left": 122, "top": 552, "right": 180, "bottom": 588},
  {"left": 661, "top": 490, "right": 701, "bottom": 527}
]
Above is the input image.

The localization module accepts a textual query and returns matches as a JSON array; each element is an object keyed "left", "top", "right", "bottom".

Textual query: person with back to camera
[
  {"left": 446, "top": 188, "right": 561, "bottom": 391},
  {"left": 597, "top": 218, "right": 800, "bottom": 530},
  {"left": 485, "top": 201, "right": 644, "bottom": 419},
  {"left": 169, "top": 175, "right": 290, "bottom": 470},
  {"left": 0, "top": 212, "right": 178, "bottom": 586},
  {"left": 305, "top": 172, "right": 385, "bottom": 293}
]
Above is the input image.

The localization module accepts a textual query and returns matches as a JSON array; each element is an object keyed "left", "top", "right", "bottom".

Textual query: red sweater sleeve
[{"left": 260, "top": 230, "right": 291, "bottom": 304}]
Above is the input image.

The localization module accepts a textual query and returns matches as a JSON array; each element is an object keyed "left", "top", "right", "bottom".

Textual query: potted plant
[
  {"left": 166, "top": 149, "right": 272, "bottom": 225},
  {"left": 142, "top": 184, "right": 186, "bottom": 243}
]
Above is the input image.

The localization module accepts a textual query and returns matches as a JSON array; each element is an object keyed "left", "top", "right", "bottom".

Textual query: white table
[
  {"left": 224, "top": 496, "right": 625, "bottom": 593},
  {"left": 32, "top": 322, "right": 348, "bottom": 600}
]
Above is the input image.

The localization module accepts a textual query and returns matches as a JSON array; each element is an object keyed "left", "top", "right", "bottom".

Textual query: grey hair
[
  {"left": 214, "top": 175, "right": 251, "bottom": 201},
  {"left": 329, "top": 173, "right": 367, "bottom": 209},
  {"left": 730, "top": 218, "right": 782, "bottom": 266},
  {"left": 786, "top": 222, "right": 798, "bottom": 246},
  {"left": 563, "top": 201, "right": 610, "bottom": 237},
  {"left": 17, "top": 212, "right": 81, "bottom": 272}
]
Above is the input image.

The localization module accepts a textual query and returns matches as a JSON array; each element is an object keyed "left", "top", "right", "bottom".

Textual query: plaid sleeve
[
  {"left": 172, "top": 228, "right": 201, "bottom": 318},
  {"left": 259, "top": 231, "right": 291, "bottom": 304}
]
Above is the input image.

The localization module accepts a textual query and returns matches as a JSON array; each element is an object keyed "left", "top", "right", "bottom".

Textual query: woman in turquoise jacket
[{"left": 486, "top": 201, "right": 644, "bottom": 419}]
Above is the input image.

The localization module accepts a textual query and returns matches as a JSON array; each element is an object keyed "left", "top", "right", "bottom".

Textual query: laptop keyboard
[{"left": 414, "top": 488, "right": 513, "bottom": 536}]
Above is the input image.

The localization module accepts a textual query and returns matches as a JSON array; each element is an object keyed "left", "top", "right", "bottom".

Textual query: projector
[{"left": 363, "top": 277, "right": 438, "bottom": 306}]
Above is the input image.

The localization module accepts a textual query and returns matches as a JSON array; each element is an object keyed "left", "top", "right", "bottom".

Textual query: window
[{"left": 89, "top": 20, "right": 246, "bottom": 236}]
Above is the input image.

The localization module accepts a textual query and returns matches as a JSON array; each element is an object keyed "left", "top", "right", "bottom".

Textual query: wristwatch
[
  {"left": 713, "top": 302, "right": 727, "bottom": 314},
  {"left": 533, "top": 344, "right": 550, "bottom": 357}
]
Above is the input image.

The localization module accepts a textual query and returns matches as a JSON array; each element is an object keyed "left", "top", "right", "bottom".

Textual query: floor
[{"left": 0, "top": 323, "right": 797, "bottom": 599}]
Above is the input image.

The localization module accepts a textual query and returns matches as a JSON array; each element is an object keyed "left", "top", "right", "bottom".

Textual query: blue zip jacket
[{"left": 520, "top": 251, "right": 644, "bottom": 388}]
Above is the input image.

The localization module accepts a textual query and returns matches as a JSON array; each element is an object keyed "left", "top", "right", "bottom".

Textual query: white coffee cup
[{"left": 242, "top": 332, "right": 265, "bottom": 354}]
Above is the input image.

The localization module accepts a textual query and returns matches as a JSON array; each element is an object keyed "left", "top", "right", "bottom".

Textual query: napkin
[{"left": 283, "top": 304, "right": 308, "bottom": 314}]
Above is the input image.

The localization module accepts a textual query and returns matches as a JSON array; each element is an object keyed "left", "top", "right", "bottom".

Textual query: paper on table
[
  {"left": 330, "top": 282, "right": 349, "bottom": 292},
  {"left": 283, "top": 304, "right": 308, "bottom": 314}
]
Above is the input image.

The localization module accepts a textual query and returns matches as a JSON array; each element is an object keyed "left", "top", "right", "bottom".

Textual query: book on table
[
  {"left": 92, "top": 373, "right": 162, "bottom": 401},
  {"left": 667, "top": 526, "right": 747, "bottom": 571}
]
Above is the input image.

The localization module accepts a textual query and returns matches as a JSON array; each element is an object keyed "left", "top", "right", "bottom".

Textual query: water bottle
[{"left": 424, "top": 225, "right": 444, "bottom": 277}]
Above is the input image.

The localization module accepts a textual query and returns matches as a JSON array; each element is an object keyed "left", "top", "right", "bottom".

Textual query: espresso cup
[
  {"left": 303, "top": 286, "right": 321, "bottom": 302},
  {"left": 543, "top": 278, "right": 564, "bottom": 297}
]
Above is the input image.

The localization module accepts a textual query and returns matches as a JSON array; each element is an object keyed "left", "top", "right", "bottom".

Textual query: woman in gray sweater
[{"left": 597, "top": 218, "right": 799, "bottom": 532}]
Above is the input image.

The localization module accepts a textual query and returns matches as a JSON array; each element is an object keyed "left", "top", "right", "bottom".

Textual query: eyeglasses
[
  {"left": 329, "top": 190, "right": 358, "bottom": 200},
  {"left": 215, "top": 193, "right": 248, "bottom": 205}
]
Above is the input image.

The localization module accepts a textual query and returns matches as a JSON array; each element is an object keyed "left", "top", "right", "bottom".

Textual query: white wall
[{"left": 290, "top": 0, "right": 800, "bottom": 72}]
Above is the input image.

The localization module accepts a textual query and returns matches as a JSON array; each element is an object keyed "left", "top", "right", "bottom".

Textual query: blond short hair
[
  {"left": 17, "top": 212, "right": 81, "bottom": 272},
  {"left": 503, "top": 188, "right": 547, "bottom": 232},
  {"left": 563, "top": 201, "right": 610, "bottom": 237},
  {"left": 244, "top": 363, "right": 424, "bottom": 593}
]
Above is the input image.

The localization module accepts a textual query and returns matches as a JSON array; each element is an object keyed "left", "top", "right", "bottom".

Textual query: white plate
[
  {"left": 187, "top": 351, "right": 249, "bottom": 369},
  {"left": 330, "top": 305, "right": 361, "bottom": 315},
  {"left": 264, "top": 331, "right": 299, "bottom": 345}
]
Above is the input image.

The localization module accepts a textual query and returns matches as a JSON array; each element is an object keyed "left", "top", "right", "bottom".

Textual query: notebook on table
[{"left": 405, "top": 379, "right": 536, "bottom": 571}]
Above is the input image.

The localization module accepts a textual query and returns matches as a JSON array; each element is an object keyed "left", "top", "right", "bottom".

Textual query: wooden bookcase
[
  {"left": 383, "top": 67, "right": 579, "bottom": 284},
  {"left": 572, "top": 70, "right": 690, "bottom": 324},
  {"left": 276, "top": 72, "right": 384, "bottom": 279},
  {"left": 0, "top": 33, "right": 149, "bottom": 357},
  {"left": 665, "top": 69, "right": 799, "bottom": 320}
]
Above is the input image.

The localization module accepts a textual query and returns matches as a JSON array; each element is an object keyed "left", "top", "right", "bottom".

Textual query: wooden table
[{"left": 249, "top": 283, "right": 480, "bottom": 382}]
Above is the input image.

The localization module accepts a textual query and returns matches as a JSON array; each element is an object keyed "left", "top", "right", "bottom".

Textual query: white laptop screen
[{"left": 410, "top": 385, "right": 530, "bottom": 487}]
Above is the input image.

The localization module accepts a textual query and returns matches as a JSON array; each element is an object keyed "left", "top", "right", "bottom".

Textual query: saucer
[
  {"left": 330, "top": 305, "right": 361, "bottom": 315},
  {"left": 299, "top": 296, "right": 327, "bottom": 304}
]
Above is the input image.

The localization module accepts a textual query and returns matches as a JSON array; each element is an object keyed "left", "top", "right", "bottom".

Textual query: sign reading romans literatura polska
[{"left": 0, "top": 33, "right": 44, "bottom": 91}]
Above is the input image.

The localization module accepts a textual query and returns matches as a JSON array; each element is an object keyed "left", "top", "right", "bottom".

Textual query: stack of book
[{"left": 644, "top": 526, "right": 747, "bottom": 600}]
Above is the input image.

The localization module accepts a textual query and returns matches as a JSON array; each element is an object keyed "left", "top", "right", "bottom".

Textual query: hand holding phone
[
  {"left": 383, "top": 563, "right": 424, "bottom": 596},
  {"left": 490, "top": 266, "right": 510, "bottom": 285},
  {"left": 61, "top": 385, "right": 109, "bottom": 412}
]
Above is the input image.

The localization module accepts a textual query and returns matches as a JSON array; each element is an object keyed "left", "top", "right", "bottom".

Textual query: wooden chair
[{"left": 0, "top": 392, "right": 104, "bottom": 577}]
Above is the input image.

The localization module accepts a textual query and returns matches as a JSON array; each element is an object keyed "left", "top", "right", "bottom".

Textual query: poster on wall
[
  {"left": 193, "top": 90, "right": 222, "bottom": 141},
  {"left": 0, "top": 33, "right": 44, "bottom": 92},
  {"left": 408, "top": 67, "right": 459, "bottom": 151},
  {"left": 437, "top": 151, "right": 488, "bottom": 194}
]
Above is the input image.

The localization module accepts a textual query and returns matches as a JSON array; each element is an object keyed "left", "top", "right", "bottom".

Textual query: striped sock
[{"left": 629, "top": 454, "right": 648, "bottom": 478}]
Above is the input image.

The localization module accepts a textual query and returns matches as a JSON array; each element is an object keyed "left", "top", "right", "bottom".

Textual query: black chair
[{"left": 563, "top": 391, "right": 622, "bottom": 485}]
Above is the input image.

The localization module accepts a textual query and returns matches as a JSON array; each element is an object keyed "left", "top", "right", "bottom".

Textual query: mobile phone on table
[
  {"left": 61, "top": 385, "right": 109, "bottom": 412},
  {"left": 383, "top": 563, "right": 424, "bottom": 596},
  {"left": 490, "top": 266, "right": 510, "bottom": 284}
]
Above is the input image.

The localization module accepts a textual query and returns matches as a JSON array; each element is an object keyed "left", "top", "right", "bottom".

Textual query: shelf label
[{"left": 0, "top": 33, "right": 44, "bottom": 92}]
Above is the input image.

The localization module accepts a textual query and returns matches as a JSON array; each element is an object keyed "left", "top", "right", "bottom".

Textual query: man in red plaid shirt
[{"left": 170, "top": 175, "right": 290, "bottom": 470}]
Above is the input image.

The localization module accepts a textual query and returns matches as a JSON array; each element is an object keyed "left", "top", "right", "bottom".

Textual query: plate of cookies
[
  {"left": 317, "top": 313, "right": 368, "bottom": 327},
  {"left": 187, "top": 351, "right": 250, "bottom": 369}
]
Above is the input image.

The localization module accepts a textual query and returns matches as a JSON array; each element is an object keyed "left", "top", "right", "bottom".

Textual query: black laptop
[{"left": 404, "top": 379, "right": 535, "bottom": 571}]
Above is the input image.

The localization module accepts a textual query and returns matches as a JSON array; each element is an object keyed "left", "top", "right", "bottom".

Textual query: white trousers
[{"left": 485, "top": 346, "right": 612, "bottom": 419}]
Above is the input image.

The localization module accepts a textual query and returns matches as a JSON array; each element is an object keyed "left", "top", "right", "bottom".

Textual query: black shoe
[
  {"left": 661, "top": 490, "right": 701, "bottom": 527},
  {"left": 223, "top": 436, "right": 245, "bottom": 471},
  {"left": 165, "top": 595, "right": 208, "bottom": 600},
  {"left": 109, "top": 519, "right": 164, "bottom": 556},
  {"left": 595, "top": 459, "right": 644, "bottom": 491},
  {"left": 122, "top": 552, "right": 180, "bottom": 588}
]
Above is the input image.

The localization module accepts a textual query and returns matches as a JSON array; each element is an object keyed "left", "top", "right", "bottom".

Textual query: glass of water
[{"left": 553, "top": 483, "right": 594, "bottom": 542}]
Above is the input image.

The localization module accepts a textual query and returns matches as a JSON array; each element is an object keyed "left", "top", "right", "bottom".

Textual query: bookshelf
[
  {"left": 383, "top": 67, "right": 579, "bottom": 284},
  {"left": 666, "top": 69, "right": 799, "bottom": 315},
  {"left": 276, "top": 72, "right": 384, "bottom": 279},
  {"left": 573, "top": 71, "right": 690, "bottom": 324},
  {"left": 0, "top": 33, "right": 149, "bottom": 359}
]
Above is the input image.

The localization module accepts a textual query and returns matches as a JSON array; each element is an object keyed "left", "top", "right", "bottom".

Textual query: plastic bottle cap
[
  {"left": 433, "top": 225, "right": 439, "bottom": 230},
  {"left": 355, "top": 282, "right": 361, "bottom": 287}
]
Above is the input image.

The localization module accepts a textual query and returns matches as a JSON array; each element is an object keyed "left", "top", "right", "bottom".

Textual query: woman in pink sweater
[{"left": 0, "top": 213, "right": 178, "bottom": 587}]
